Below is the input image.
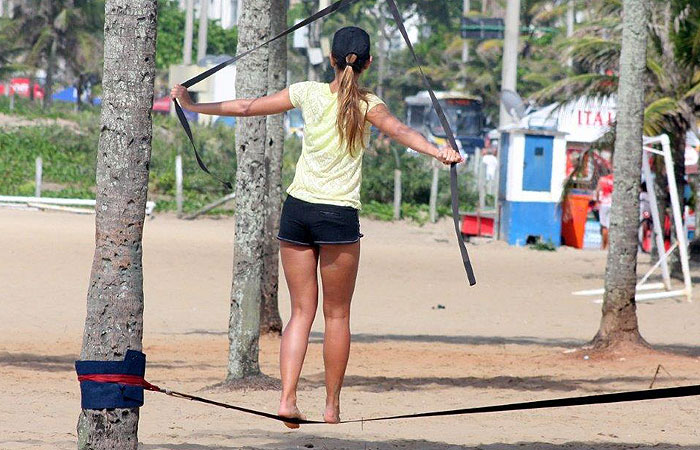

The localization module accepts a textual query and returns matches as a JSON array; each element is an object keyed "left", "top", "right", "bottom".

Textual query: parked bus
[{"left": 405, "top": 91, "right": 485, "bottom": 156}]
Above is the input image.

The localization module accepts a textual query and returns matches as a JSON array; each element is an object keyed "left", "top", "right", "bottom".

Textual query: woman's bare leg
[
  {"left": 278, "top": 241, "right": 319, "bottom": 428},
  {"left": 319, "top": 242, "right": 360, "bottom": 423}
]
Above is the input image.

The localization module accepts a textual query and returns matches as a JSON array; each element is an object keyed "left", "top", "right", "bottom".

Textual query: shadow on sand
[
  {"left": 3, "top": 351, "right": 693, "bottom": 394},
  {"left": 160, "top": 329, "right": 700, "bottom": 358},
  {"left": 309, "top": 332, "right": 700, "bottom": 357},
  {"left": 0, "top": 351, "right": 220, "bottom": 372},
  {"left": 140, "top": 430, "right": 694, "bottom": 450},
  {"left": 298, "top": 373, "right": 695, "bottom": 393}
]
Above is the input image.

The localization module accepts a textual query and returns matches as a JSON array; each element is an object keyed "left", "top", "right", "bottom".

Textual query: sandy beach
[{"left": 1, "top": 208, "right": 699, "bottom": 449}]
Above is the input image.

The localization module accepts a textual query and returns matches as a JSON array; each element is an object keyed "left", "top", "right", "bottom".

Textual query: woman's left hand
[{"left": 435, "top": 145, "right": 464, "bottom": 165}]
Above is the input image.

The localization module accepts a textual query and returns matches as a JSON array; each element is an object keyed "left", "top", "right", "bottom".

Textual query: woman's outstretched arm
[
  {"left": 366, "top": 104, "right": 463, "bottom": 165},
  {"left": 170, "top": 85, "right": 295, "bottom": 117}
]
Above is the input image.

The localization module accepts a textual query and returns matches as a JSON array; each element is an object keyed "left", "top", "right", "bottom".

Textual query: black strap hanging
[
  {"left": 173, "top": 0, "right": 363, "bottom": 190},
  {"left": 385, "top": 0, "right": 476, "bottom": 285}
]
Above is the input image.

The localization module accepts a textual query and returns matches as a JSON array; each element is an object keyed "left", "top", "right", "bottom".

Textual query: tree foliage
[
  {"left": 0, "top": 0, "right": 104, "bottom": 92},
  {"left": 156, "top": 0, "right": 238, "bottom": 70}
]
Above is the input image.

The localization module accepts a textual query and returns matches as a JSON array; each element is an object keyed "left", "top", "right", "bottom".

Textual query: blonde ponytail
[{"left": 336, "top": 53, "right": 369, "bottom": 156}]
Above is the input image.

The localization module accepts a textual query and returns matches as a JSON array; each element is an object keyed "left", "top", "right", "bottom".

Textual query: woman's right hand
[
  {"left": 170, "top": 84, "right": 194, "bottom": 108},
  {"left": 434, "top": 145, "right": 464, "bottom": 165}
]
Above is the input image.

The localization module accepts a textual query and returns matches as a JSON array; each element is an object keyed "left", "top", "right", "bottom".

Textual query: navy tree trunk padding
[{"left": 75, "top": 350, "right": 147, "bottom": 410}]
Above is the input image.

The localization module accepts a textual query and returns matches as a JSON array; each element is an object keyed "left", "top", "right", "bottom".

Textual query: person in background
[{"left": 596, "top": 173, "right": 614, "bottom": 249}]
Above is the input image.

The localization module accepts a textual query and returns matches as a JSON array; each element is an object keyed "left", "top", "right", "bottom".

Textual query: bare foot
[
  {"left": 278, "top": 402, "right": 306, "bottom": 429},
  {"left": 323, "top": 403, "right": 340, "bottom": 424}
]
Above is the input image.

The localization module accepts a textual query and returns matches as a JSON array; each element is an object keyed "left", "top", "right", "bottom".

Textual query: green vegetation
[
  {"left": 156, "top": 0, "right": 238, "bottom": 69},
  {"left": 0, "top": 96, "right": 235, "bottom": 214},
  {"left": 0, "top": 96, "right": 473, "bottom": 221},
  {"left": 529, "top": 240, "right": 557, "bottom": 252}
]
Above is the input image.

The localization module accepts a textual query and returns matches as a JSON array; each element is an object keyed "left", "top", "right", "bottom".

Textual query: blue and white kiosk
[{"left": 498, "top": 127, "right": 568, "bottom": 246}]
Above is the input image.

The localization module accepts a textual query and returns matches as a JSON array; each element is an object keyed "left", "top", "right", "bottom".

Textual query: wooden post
[
  {"left": 393, "top": 169, "right": 402, "bottom": 220},
  {"left": 35, "top": 157, "right": 42, "bottom": 198},
  {"left": 183, "top": 193, "right": 236, "bottom": 220},
  {"left": 175, "top": 154, "right": 183, "bottom": 217},
  {"left": 429, "top": 165, "right": 439, "bottom": 223},
  {"left": 9, "top": 87, "right": 14, "bottom": 111}
]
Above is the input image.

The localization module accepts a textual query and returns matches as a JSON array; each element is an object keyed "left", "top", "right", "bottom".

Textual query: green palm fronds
[
  {"left": 567, "top": 37, "right": 620, "bottom": 70},
  {"left": 644, "top": 97, "right": 681, "bottom": 136},
  {"left": 531, "top": 73, "right": 617, "bottom": 103},
  {"left": 684, "top": 77, "right": 700, "bottom": 99}
]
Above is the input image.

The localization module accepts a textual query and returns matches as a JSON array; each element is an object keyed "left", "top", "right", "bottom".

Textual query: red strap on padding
[{"left": 78, "top": 374, "right": 161, "bottom": 392}]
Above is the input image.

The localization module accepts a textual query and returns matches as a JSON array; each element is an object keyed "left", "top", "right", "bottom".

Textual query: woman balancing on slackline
[{"left": 171, "top": 26, "right": 463, "bottom": 427}]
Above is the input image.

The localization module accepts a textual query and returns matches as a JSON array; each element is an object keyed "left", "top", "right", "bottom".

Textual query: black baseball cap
[{"left": 331, "top": 26, "right": 371, "bottom": 71}]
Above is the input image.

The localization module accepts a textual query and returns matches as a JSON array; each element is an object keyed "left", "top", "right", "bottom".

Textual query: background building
[{"left": 177, "top": 0, "right": 240, "bottom": 29}]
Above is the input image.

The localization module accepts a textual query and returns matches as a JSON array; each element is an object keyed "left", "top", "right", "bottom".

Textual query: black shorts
[{"left": 278, "top": 195, "right": 362, "bottom": 246}]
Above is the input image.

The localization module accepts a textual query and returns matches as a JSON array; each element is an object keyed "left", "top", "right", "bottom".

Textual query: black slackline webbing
[
  {"left": 384, "top": 0, "right": 476, "bottom": 286},
  {"left": 174, "top": 0, "right": 477, "bottom": 285},
  {"left": 93, "top": 377, "right": 700, "bottom": 425}
]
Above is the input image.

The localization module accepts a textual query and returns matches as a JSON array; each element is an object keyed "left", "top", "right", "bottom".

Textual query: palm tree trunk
[
  {"left": 28, "top": 74, "right": 35, "bottom": 101},
  {"left": 591, "top": 0, "right": 649, "bottom": 350},
  {"left": 668, "top": 129, "right": 687, "bottom": 277},
  {"left": 44, "top": 37, "right": 57, "bottom": 109},
  {"left": 307, "top": 0, "right": 321, "bottom": 81},
  {"left": 76, "top": 0, "right": 157, "bottom": 448},
  {"left": 651, "top": 161, "right": 668, "bottom": 261},
  {"left": 76, "top": 74, "right": 84, "bottom": 111},
  {"left": 227, "top": 0, "right": 270, "bottom": 380},
  {"left": 376, "top": 10, "right": 387, "bottom": 99},
  {"left": 392, "top": 147, "right": 402, "bottom": 220},
  {"left": 260, "top": 0, "right": 286, "bottom": 336}
]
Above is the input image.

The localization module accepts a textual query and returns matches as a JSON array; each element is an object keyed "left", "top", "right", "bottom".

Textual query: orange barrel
[{"left": 561, "top": 194, "right": 592, "bottom": 249}]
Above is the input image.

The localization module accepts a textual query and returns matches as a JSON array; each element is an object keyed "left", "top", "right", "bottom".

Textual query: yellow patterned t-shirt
[{"left": 286, "top": 81, "right": 384, "bottom": 209}]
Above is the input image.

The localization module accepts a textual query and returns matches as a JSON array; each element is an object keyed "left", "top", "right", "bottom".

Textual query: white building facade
[{"left": 178, "top": 0, "right": 241, "bottom": 30}]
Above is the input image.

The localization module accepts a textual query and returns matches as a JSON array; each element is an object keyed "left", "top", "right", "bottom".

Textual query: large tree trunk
[
  {"left": 227, "top": 0, "right": 270, "bottom": 380},
  {"left": 76, "top": 0, "right": 157, "bottom": 448},
  {"left": 591, "top": 0, "right": 649, "bottom": 350},
  {"left": 259, "top": 0, "right": 286, "bottom": 336}
]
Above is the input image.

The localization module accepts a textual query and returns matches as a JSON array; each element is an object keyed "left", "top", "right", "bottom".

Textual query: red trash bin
[{"left": 561, "top": 194, "right": 592, "bottom": 249}]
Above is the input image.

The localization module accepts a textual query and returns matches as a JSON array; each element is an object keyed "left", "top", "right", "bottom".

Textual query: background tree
[
  {"left": 260, "top": 0, "right": 287, "bottom": 336},
  {"left": 0, "top": 12, "right": 27, "bottom": 79},
  {"left": 593, "top": 0, "right": 649, "bottom": 349},
  {"left": 227, "top": 0, "right": 270, "bottom": 381},
  {"left": 2, "top": 0, "right": 104, "bottom": 108},
  {"left": 76, "top": 0, "right": 157, "bottom": 448},
  {"left": 64, "top": 0, "right": 104, "bottom": 110},
  {"left": 534, "top": 0, "right": 700, "bottom": 277}
]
